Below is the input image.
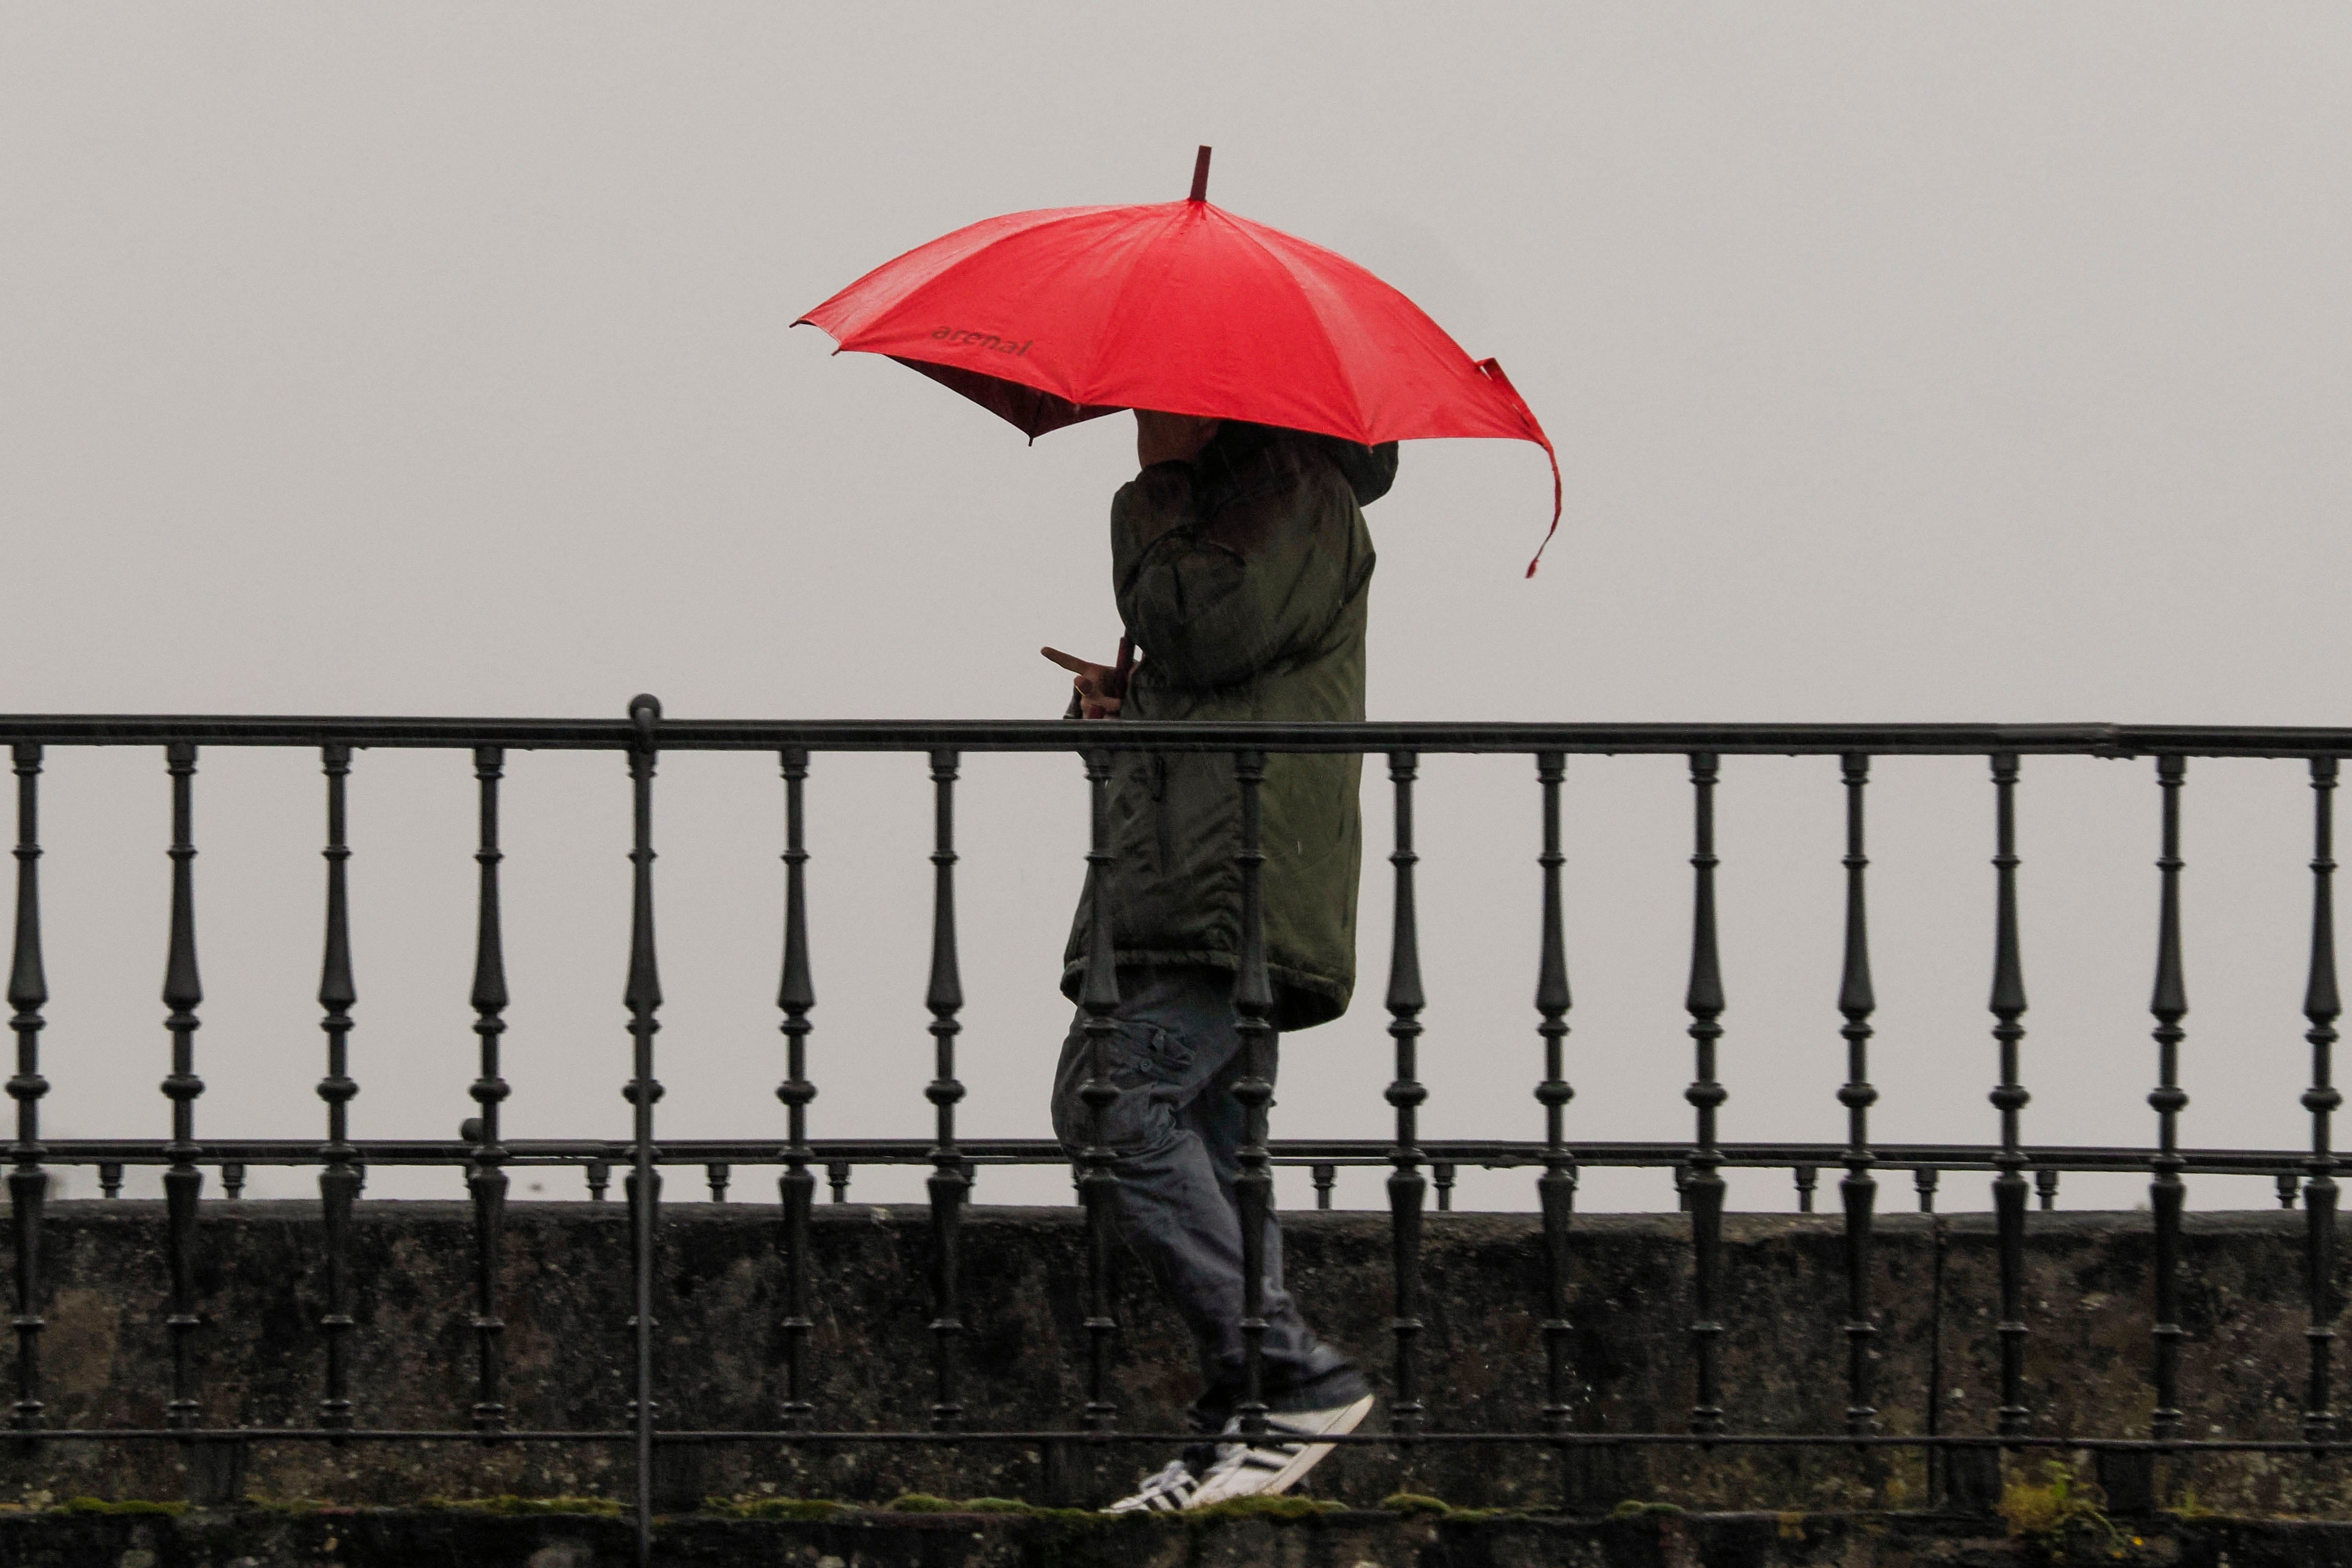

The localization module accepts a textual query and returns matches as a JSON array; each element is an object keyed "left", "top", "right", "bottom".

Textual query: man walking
[{"left": 1041, "top": 407, "right": 1394, "bottom": 1511}]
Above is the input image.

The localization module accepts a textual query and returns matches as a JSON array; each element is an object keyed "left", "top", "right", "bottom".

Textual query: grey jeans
[{"left": 1050, "top": 967, "right": 1369, "bottom": 1428}]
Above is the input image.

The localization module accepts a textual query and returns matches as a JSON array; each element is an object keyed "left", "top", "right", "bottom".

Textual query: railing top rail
[
  {"left": 25, "top": 1136, "right": 2328, "bottom": 1173},
  {"left": 1, "top": 714, "right": 2347, "bottom": 757}
]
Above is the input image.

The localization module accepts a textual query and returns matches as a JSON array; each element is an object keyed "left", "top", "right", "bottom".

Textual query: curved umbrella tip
[
  {"left": 1476, "top": 356, "right": 1562, "bottom": 578},
  {"left": 1189, "top": 146, "right": 1212, "bottom": 203},
  {"left": 1524, "top": 452, "right": 1562, "bottom": 578}
]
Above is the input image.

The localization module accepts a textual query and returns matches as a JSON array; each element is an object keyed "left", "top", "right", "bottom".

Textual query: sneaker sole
[{"left": 1197, "top": 1394, "right": 1374, "bottom": 1504}]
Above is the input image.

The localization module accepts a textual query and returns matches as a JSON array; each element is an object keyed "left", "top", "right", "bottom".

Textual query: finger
[{"left": 1041, "top": 646, "right": 1098, "bottom": 675}]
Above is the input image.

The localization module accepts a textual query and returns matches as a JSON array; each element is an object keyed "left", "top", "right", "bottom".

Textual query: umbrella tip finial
[{"left": 1188, "top": 145, "right": 1212, "bottom": 203}]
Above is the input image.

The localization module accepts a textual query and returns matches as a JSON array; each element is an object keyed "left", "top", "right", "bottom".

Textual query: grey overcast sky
[{"left": 2, "top": 4, "right": 2347, "bottom": 1212}]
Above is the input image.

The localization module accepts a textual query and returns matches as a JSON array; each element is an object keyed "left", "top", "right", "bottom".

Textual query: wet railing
[{"left": 5, "top": 706, "right": 2351, "bottom": 1563}]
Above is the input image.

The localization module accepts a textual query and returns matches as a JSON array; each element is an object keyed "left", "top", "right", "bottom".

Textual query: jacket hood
[
  {"left": 1317, "top": 434, "right": 1399, "bottom": 507},
  {"left": 1202, "top": 421, "right": 1399, "bottom": 509}
]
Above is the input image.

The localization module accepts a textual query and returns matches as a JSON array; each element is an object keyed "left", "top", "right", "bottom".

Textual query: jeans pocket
[
  {"left": 1055, "top": 1012, "right": 1200, "bottom": 1154},
  {"left": 1123, "top": 1021, "right": 1195, "bottom": 1088}
]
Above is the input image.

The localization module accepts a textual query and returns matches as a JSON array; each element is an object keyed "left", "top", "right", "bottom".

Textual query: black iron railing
[{"left": 6, "top": 706, "right": 2352, "bottom": 1563}]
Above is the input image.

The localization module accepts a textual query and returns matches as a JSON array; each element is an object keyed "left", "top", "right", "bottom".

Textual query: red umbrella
[{"left": 797, "top": 149, "right": 1564, "bottom": 574}]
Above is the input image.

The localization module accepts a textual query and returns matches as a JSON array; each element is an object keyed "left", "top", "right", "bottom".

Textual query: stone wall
[
  {"left": 9, "top": 1506, "right": 2352, "bottom": 1568},
  {"left": 0, "top": 1199, "right": 2345, "bottom": 1515}
]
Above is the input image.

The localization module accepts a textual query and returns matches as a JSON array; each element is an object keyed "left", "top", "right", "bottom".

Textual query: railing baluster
[
  {"left": 1232, "top": 748, "right": 1276, "bottom": 1439},
  {"left": 1433, "top": 1162, "right": 1455, "bottom": 1212},
  {"left": 1914, "top": 1168, "right": 1938, "bottom": 1213},
  {"left": 316, "top": 744, "right": 359, "bottom": 1433},
  {"left": 1988, "top": 753, "right": 2032, "bottom": 1438},
  {"left": 1077, "top": 747, "right": 1122, "bottom": 1433},
  {"left": 2305, "top": 756, "right": 2341, "bottom": 1444},
  {"left": 923, "top": 748, "right": 967, "bottom": 1433},
  {"left": 8, "top": 744, "right": 47, "bottom": 1434},
  {"left": 1684, "top": 753, "right": 1727, "bottom": 1436},
  {"left": 622, "top": 697, "right": 663, "bottom": 1568},
  {"left": 1385, "top": 750, "right": 1429, "bottom": 1440},
  {"left": 467, "top": 746, "right": 511, "bottom": 1433},
  {"left": 1794, "top": 1166, "right": 1818, "bottom": 1214},
  {"left": 1836, "top": 754, "right": 1877, "bottom": 1439},
  {"left": 1533, "top": 753, "right": 1577, "bottom": 1456},
  {"left": 2148, "top": 755, "right": 2190, "bottom": 1441},
  {"left": 2034, "top": 1169, "right": 2059, "bottom": 1212},
  {"left": 775, "top": 747, "right": 816, "bottom": 1432},
  {"left": 160, "top": 741, "right": 204, "bottom": 1433}
]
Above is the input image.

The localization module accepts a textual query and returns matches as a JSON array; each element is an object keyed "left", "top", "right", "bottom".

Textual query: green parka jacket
[{"left": 1060, "top": 422, "right": 1394, "bottom": 1031}]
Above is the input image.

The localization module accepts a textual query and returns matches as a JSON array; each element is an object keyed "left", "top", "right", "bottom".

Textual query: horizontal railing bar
[
  {"left": 35, "top": 1137, "right": 2317, "bottom": 1178},
  {"left": 14, "top": 1427, "right": 2352, "bottom": 1454},
  {"left": 0, "top": 714, "right": 2347, "bottom": 757}
]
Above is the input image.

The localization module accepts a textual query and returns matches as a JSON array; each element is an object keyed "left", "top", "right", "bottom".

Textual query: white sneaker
[
  {"left": 1188, "top": 1394, "right": 1374, "bottom": 1506},
  {"left": 1102, "top": 1456, "right": 1207, "bottom": 1514}
]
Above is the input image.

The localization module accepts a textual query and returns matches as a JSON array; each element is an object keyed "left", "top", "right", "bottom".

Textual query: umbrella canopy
[{"left": 797, "top": 150, "right": 1564, "bottom": 573}]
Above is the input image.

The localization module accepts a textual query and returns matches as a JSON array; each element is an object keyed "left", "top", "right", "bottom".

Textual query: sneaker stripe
[
  {"left": 1188, "top": 1394, "right": 1376, "bottom": 1508},
  {"left": 1104, "top": 1457, "right": 1210, "bottom": 1514}
]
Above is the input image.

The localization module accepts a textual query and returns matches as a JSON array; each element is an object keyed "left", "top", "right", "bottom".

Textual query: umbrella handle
[{"left": 1109, "top": 635, "right": 1134, "bottom": 700}]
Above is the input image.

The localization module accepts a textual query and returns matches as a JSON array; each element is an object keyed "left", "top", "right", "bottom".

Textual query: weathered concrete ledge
[
  {"left": 1, "top": 1200, "right": 2347, "bottom": 1514},
  {"left": 5, "top": 1504, "right": 2352, "bottom": 1568}
]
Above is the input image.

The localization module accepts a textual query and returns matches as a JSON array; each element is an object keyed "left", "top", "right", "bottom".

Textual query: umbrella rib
[
  {"left": 1207, "top": 212, "right": 1377, "bottom": 439},
  {"left": 838, "top": 207, "right": 1184, "bottom": 424},
  {"left": 1076, "top": 203, "right": 1219, "bottom": 416},
  {"left": 802, "top": 205, "right": 1123, "bottom": 343},
  {"left": 1058, "top": 205, "right": 1195, "bottom": 412},
  {"left": 1211, "top": 214, "right": 1544, "bottom": 449}
]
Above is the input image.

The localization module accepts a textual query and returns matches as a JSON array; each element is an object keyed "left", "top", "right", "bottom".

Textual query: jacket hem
[{"left": 1060, "top": 951, "right": 1350, "bottom": 1032}]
